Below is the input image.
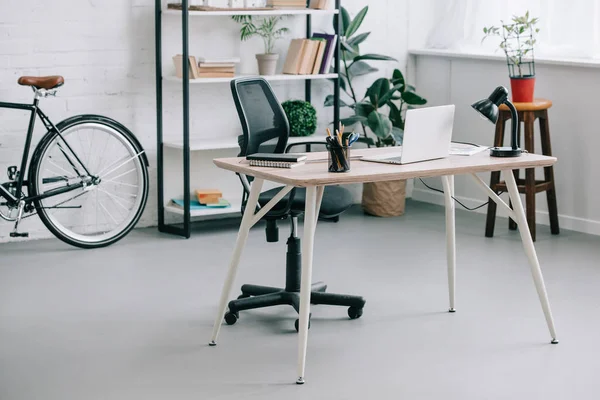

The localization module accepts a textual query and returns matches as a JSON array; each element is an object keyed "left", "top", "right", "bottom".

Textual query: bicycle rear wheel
[{"left": 29, "top": 116, "right": 149, "bottom": 248}]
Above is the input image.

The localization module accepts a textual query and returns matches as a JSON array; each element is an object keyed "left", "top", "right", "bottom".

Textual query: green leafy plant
[
  {"left": 483, "top": 11, "right": 540, "bottom": 77},
  {"left": 324, "top": 6, "right": 425, "bottom": 146},
  {"left": 282, "top": 100, "right": 317, "bottom": 137},
  {"left": 232, "top": 15, "right": 289, "bottom": 54},
  {"left": 350, "top": 69, "right": 426, "bottom": 147}
]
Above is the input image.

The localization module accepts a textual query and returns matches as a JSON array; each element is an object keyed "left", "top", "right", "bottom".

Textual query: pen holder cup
[{"left": 327, "top": 145, "right": 350, "bottom": 173}]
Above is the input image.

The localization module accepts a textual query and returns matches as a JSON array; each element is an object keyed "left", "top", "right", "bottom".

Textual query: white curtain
[{"left": 426, "top": 0, "right": 600, "bottom": 59}]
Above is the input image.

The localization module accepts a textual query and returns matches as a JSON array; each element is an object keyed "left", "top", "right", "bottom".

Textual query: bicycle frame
[{"left": 0, "top": 98, "right": 92, "bottom": 208}]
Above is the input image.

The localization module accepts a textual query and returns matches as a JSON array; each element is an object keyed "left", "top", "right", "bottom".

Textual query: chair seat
[{"left": 259, "top": 186, "right": 353, "bottom": 218}]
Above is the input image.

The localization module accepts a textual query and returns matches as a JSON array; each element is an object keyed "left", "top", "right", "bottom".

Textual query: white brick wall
[{"left": 0, "top": 0, "right": 409, "bottom": 243}]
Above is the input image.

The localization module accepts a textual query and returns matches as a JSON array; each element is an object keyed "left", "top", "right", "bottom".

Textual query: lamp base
[{"left": 490, "top": 147, "right": 522, "bottom": 158}]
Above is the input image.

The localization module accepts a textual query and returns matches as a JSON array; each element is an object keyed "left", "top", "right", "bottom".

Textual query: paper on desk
[{"left": 450, "top": 143, "right": 489, "bottom": 156}]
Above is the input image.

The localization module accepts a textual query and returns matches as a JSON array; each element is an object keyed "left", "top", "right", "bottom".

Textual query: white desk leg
[
  {"left": 441, "top": 175, "right": 456, "bottom": 313},
  {"left": 505, "top": 171, "right": 559, "bottom": 344},
  {"left": 296, "top": 186, "right": 319, "bottom": 385},
  {"left": 209, "top": 178, "right": 264, "bottom": 346}
]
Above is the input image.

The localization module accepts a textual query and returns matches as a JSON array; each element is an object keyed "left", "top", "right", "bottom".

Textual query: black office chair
[{"left": 225, "top": 77, "right": 366, "bottom": 331}]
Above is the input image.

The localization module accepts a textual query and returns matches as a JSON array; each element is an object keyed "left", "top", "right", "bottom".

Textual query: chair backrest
[{"left": 230, "top": 78, "right": 290, "bottom": 157}]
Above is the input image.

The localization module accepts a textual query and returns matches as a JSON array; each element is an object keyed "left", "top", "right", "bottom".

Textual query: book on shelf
[
  {"left": 267, "top": 0, "right": 307, "bottom": 8},
  {"left": 282, "top": 35, "right": 337, "bottom": 75},
  {"left": 309, "top": 0, "right": 330, "bottom": 9},
  {"left": 310, "top": 38, "right": 326, "bottom": 75},
  {"left": 312, "top": 33, "right": 337, "bottom": 74},
  {"left": 196, "top": 57, "right": 238, "bottom": 78},
  {"left": 173, "top": 55, "right": 201, "bottom": 79},
  {"left": 298, "top": 39, "right": 320, "bottom": 74},
  {"left": 283, "top": 38, "right": 308, "bottom": 74},
  {"left": 170, "top": 198, "right": 231, "bottom": 210}
]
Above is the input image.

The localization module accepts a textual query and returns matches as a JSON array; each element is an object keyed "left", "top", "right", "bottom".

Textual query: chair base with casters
[{"left": 224, "top": 216, "right": 366, "bottom": 331}]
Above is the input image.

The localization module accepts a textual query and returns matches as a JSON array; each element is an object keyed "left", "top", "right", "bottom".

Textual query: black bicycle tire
[{"left": 28, "top": 116, "right": 149, "bottom": 249}]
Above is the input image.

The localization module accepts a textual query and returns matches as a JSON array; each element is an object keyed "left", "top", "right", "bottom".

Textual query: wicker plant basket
[{"left": 362, "top": 180, "right": 406, "bottom": 217}]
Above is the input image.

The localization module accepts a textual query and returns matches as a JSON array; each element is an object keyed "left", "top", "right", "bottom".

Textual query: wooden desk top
[{"left": 213, "top": 148, "right": 557, "bottom": 187}]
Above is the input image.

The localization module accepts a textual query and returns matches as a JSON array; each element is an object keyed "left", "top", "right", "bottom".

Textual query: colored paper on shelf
[{"left": 171, "top": 198, "right": 231, "bottom": 210}]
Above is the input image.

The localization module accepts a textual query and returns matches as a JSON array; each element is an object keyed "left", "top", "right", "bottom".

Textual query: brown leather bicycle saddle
[{"left": 18, "top": 76, "right": 64, "bottom": 90}]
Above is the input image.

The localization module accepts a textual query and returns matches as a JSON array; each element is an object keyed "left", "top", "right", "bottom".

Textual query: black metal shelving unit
[{"left": 155, "top": 0, "right": 342, "bottom": 238}]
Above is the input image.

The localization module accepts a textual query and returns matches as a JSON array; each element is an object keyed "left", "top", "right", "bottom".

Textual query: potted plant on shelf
[
  {"left": 232, "top": 15, "right": 289, "bottom": 76},
  {"left": 324, "top": 6, "right": 426, "bottom": 217},
  {"left": 483, "top": 11, "right": 540, "bottom": 102},
  {"left": 282, "top": 100, "right": 318, "bottom": 137}
]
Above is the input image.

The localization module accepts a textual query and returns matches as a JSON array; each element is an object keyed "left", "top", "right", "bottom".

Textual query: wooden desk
[{"left": 209, "top": 148, "right": 559, "bottom": 384}]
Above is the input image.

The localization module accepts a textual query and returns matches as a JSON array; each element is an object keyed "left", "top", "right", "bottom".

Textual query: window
[{"left": 425, "top": 0, "right": 600, "bottom": 59}]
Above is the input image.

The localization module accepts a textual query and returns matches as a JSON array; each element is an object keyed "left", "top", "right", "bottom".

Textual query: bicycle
[{"left": 0, "top": 75, "right": 149, "bottom": 249}]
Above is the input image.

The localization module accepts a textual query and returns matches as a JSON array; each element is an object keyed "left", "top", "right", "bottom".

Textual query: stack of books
[
  {"left": 173, "top": 55, "right": 240, "bottom": 79},
  {"left": 197, "top": 58, "right": 239, "bottom": 78},
  {"left": 267, "top": 0, "right": 307, "bottom": 9},
  {"left": 282, "top": 34, "right": 337, "bottom": 75}
]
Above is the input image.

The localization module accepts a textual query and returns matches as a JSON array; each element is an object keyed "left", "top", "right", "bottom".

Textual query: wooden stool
[{"left": 485, "top": 99, "right": 560, "bottom": 241}]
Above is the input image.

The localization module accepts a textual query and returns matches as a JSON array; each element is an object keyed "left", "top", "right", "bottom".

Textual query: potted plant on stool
[
  {"left": 483, "top": 11, "right": 540, "bottom": 102},
  {"left": 233, "top": 15, "right": 289, "bottom": 76}
]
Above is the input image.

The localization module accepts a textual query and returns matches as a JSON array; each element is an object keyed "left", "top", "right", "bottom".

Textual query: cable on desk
[{"left": 418, "top": 179, "right": 503, "bottom": 212}]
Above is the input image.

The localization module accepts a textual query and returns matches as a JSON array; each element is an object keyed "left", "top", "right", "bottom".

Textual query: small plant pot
[
  {"left": 256, "top": 53, "right": 279, "bottom": 76},
  {"left": 510, "top": 75, "right": 536, "bottom": 103}
]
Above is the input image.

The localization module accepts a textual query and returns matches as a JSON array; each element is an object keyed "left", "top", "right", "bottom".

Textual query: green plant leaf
[
  {"left": 388, "top": 101, "right": 404, "bottom": 129},
  {"left": 345, "top": 6, "right": 368, "bottom": 38},
  {"left": 324, "top": 95, "right": 350, "bottom": 108},
  {"left": 347, "top": 61, "right": 378, "bottom": 77},
  {"left": 329, "top": 76, "right": 347, "bottom": 92},
  {"left": 367, "top": 111, "right": 393, "bottom": 139},
  {"left": 354, "top": 101, "right": 375, "bottom": 117},
  {"left": 340, "top": 39, "right": 357, "bottom": 54},
  {"left": 353, "top": 53, "right": 397, "bottom": 63},
  {"left": 379, "top": 83, "right": 405, "bottom": 105},
  {"left": 340, "top": 115, "right": 368, "bottom": 126},
  {"left": 366, "top": 78, "right": 390, "bottom": 107},
  {"left": 391, "top": 69, "right": 405, "bottom": 88},
  {"left": 336, "top": 7, "right": 351, "bottom": 35},
  {"left": 347, "top": 32, "right": 371, "bottom": 47},
  {"left": 401, "top": 91, "right": 427, "bottom": 105}
]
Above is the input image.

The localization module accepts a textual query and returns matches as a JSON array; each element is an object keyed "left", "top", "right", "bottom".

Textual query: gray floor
[{"left": 1, "top": 200, "right": 599, "bottom": 400}]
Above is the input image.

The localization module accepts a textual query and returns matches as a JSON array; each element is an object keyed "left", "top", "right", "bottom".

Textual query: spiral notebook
[{"left": 247, "top": 153, "right": 307, "bottom": 169}]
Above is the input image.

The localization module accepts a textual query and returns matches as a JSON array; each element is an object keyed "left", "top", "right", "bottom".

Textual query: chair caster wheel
[
  {"left": 224, "top": 311, "right": 239, "bottom": 325},
  {"left": 237, "top": 294, "right": 250, "bottom": 299},
  {"left": 348, "top": 307, "right": 363, "bottom": 320},
  {"left": 294, "top": 318, "right": 311, "bottom": 332}
]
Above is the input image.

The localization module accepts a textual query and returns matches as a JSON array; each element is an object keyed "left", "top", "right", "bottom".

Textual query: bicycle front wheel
[{"left": 29, "top": 116, "right": 149, "bottom": 248}]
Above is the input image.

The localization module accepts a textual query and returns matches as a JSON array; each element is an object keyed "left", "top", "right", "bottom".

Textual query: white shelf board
[
  {"left": 163, "top": 135, "right": 327, "bottom": 151},
  {"left": 163, "top": 8, "right": 338, "bottom": 17},
  {"left": 163, "top": 73, "right": 338, "bottom": 84},
  {"left": 165, "top": 200, "right": 242, "bottom": 218}
]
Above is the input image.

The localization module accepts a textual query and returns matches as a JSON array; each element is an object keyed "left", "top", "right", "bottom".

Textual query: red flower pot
[{"left": 510, "top": 76, "right": 536, "bottom": 103}]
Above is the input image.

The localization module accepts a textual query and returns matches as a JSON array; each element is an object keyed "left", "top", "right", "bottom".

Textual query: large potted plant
[
  {"left": 349, "top": 70, "right": 426, "bottom": 217},
  {"left": 483, "top": 11, "right": 540, "bottom": 102},
  {"left": 232, "top": 15, "right": 289, "bottom": 76},
  {"left": 324, "top": 6, "right": 426, "bottom": 217}
]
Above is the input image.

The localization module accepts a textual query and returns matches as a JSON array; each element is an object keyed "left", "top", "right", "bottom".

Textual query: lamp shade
[
  {"left": 471, "top": 86, "right": 510, "bottom": 124},
  {"left": 471, "top": 98, "right": 499, "bottom": 124}
]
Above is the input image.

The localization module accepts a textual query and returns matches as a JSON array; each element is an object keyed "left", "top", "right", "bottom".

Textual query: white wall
[
  {"left": 0, "top": 0, "right": 412, "bottom": 242},
  {"left": 411, "top": 53, "right": 600, "bottom": 236}
]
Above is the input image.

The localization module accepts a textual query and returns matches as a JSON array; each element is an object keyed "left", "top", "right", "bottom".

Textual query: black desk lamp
[{"left": 472, "top": 86, "right": 522, "bottom": 157}]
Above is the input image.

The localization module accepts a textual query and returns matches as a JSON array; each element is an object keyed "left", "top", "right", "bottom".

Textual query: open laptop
[{"left": 362, "top": 104, "right": 455, "bottom": 165}]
